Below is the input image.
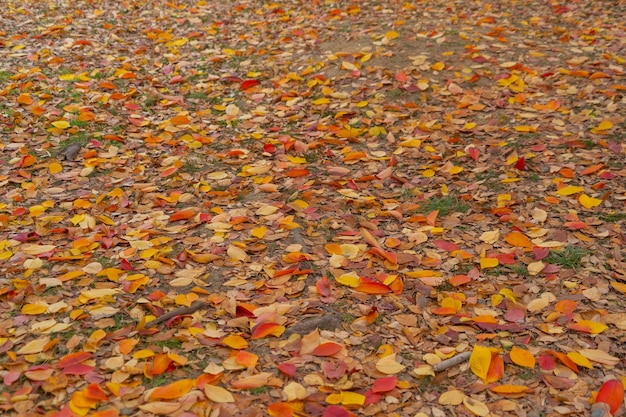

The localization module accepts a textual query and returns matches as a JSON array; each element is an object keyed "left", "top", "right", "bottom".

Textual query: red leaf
[
  {"left": 61, "top": 363, "right": 95, "bottom": 375},
  {"left": 239, "top": 79, "right": 260, "bottom": 90},
  {"left": 58, "top": 352, "right": 93, "bottom": 369},
  {"left": 316, "top": 276, "right": 331, "bottom": 297},
  {"left": 433, "top": 239, "right": 459, "bottom": 251},
  {"left": 323, "top": 405, "right": 350, "bottom": 417},
  {"left": 468, "top": 146, "right": 480, "bottom": 161},
  {"left": 312, "top": 342, "right": 343, "bottom": 357},
  {"left": 596, "top": 379, "right": 624, "bottom": 414},
  {"left": 278, "top": 363, "right": 296, "bottom": 377},
  {"left": 372, "top": 376, "right": 397, "bottom": 393},
  {"left": 514, "top": 157, "right": 525, "bottom": 170}
]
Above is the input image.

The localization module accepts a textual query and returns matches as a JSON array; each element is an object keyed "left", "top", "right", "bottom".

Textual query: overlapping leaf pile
[{"left": 0, "top": 0, "right": 625, "bottom": 416}]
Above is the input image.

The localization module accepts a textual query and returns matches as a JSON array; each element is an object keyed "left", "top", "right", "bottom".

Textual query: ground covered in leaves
[{"left": 1, "top": 0, "right": 626, "bottom": 416}]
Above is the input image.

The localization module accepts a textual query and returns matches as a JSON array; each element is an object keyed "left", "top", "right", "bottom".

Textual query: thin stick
[
  {"left": 145, "top": 300, "right": 207, "bottom": 328},
  {"left": 432, "top": 351, "right": 471, "bottom": 373}
]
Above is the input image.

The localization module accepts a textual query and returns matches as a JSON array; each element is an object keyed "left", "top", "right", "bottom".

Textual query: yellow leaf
[
  {"left": 21, "top": 303, "right": 49, "bottom": 315},
  {"left": 431, "top": 62, "right": 445, "bottom": 71},
  {"left": 527, "top": 261, "right": 545, "bottom": 276},
  {"left": 509, "top": 346, "right": 535, "bottom": 368},
  {"left": 573, "top": 320, "right": 608, "bottom": 334},
  {"left": 52, "top": 120, "right": 71, "bottom": 129},
  {"left": 463, "top": 396, "right": 490, "bottom": 416},
  {"left": 595, "top": 120, "right": 613, "bottom": 131},
  {"left": 439, "top": 389, "right": 465, "bottom": 405},
  {"left": 204, "top": 384, "right": 235, "bottom": 403},
  {"left": 251, "top": 226, "right": 266, "bottom": 239},
  {"left": 556, "top": 185, "right": 584, "bottom": 196},
  {"left": 375, "top": 353, "right": 406, "bottom": 374},
  {"left": 222, "top": 335, "right": 248, "bottom": 350},
  {"left": 336, "top": 272, "right": 360, "bottom": 288},
  {"left": 578, "top": 194, "right": 602, "bottom": 208},
  {"left": 469, "top": 344, "right": 491, "bottom": 382},
  {"left": 287, "top": 155, "right": 307, "bottom": 164},
  {"left": 566, "top": 351, "right": 593, "bottom": 369},
  {"left": 480, "top": 257, "right": 499, "bottom": 269},
  {"left": 312, "top": 98, "right": 330, "bottom": 105},
  {"left": 385, "top": 30, "right": 400, "bottom": 40},
  {"left": 514, "top": 125, "right": 536, "bottom": 132},
  {"left": 422, "top": 169, "right": 435, "bottom": 177},
  {"left": 341, "top": 391, "right": 366, "bottom": 406}
]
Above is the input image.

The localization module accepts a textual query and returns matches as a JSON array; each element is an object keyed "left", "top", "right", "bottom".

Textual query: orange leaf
[
  {"left": 312, "top": 342, "right": 343, "bottom": 357},
  {"left": 17, "top": 93, "right": 33, "bottom": 105},
  {"left": 485, "top": 352, "right": 504, "bottom": 383},
  {"left": 84, "top": 383, "right": 108, "bottom": 401},
  {"left": 170, "top": 115, "right": 190, "bottom": 125},
  {"left": 251, "top": 322, "right": 284, "bottom": 339},
  {"left": 509, "top": 346, "right": 535, "bottom": 368},
  {"left": 235, "top": 351, "right": 258, "bottom": 368},
  {"left": 150, "top": 353, "right": 172, "bottom": 376},
  {"left": 149, "top": 379, "right": 194, "bottom": 400},
  {"left": 160, "top": 166, "right": 179, "bottom": 177},
  {"left": 490, "top": 384, "right": 532, "bottom": 395},
  {"left": 554, "top": 299, "right": 577, "bottom": 314},
  {"left": 355, "top": 281, "right": 392, "bottom": 295},
  {"left": 596, "top": 379, "right": 624, "bottom": 414},
  {"left": 168, "top": 208, "right": 195, "bottom": 222},
  {"left": 505, "top": 231, "right": 531, "bottom": 248},
  {"left": 547, "top": 350, "right": 578, "bottom": 373},
  {"left": 449, "top": 274, "right": 471, "bottom": 286},
  {"left": 284, "top": 168, "right": 310, "bottom": 177},
  {"left": 581, "top": 164, "right": 604, "bottom": 175},
  {"left": 267, "top": 402, "right": 294, "bottom": 417}
]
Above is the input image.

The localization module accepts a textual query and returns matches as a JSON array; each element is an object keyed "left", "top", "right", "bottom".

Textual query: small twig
[
  {"left": 432, "top": 351, "right": 471, "bottom": 373},
  {"left": 145, "top": 300, "right": 207, "bottom": 328}
]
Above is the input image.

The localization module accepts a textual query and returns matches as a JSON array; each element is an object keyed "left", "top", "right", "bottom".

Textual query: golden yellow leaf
[
  {"left": 21, "top": 303, "right": 49, "bottom": 315},
  {"left": 480, "top": 257, "right": 499, "bottom": 269},
  {"left": 469, "top": 344, "right": 491, "bottom": 381},
  {"left": 251, "top": 226, "right": 266, "bottom": 239},
  {"left": 17, "top": 336, "right": 51, "bottom": 355},
  {"left": 578, "top": 193, "right": 602, "bottom": 208},
  {"left": 567, "top": 351, "right": 593, "bottom": 369},
  {"left": 556, "top": 185, "right": 584, "bottom": 196},
  {"left": 49, "top": 162, "right": 63, "bottom": 174},
  {"left": 385, "top": 30, "right": 400, "bottom": 39},
  {"left": 336, "top": 272, "right": 360, "bottom": 288},
  {"left": 509, "top": 346, "right": 535, "bottom": 368},
  {"left": 222, "top": 335, "right": 248, "bottom": 350},
  {"left": 52, "top": 120, "right": 70, "bottom": 129}
]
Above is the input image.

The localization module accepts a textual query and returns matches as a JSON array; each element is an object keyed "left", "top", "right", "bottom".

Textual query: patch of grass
[
  {"left": 508, "top": 264, "right": 529, "bottom": 277},
  {"left": 341, "top": 312, "right": 355, "bottom": 324},
  {"left": 144, "top": 374, "right": 169, "bottom": 387},
  {"left": 600, "top": 212, "right": 626, "bottom": 222},
  {"left": 0, "top": 71, "right": 12, "bottom": 83},
  {"left": 545, "top": 246, "right": 588, "bottom": 269},
  {"left": 154, "top": 339, "right": 183, "bottom": 349},
  {"left": 417, "top": 196, "right": 469, "bottom": 216},
  {"left": 248, "top": 386, "right": 270, "bottom": 395}
]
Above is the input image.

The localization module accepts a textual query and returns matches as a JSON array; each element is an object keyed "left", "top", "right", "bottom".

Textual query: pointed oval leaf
[
  {"left": 372, "top": 376, "right": 397, "bottom": 393},
  {"left": 149, "top": 379, "right": 194, "bottom": 400},
  {"left": 596, "top": 379, "right": 624, "bottom": 414},
  {"left": 312, "top": 342, "right": 343, "bottom": 357},
  {"left": 510, "top": 346, "right": 536, "bottom": 368},
  {"left": 204, "top": 384, "right": 235, "bottom": 403},
  {"left": 469, "top": 345, "right": 491, "bottom": 382}
]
